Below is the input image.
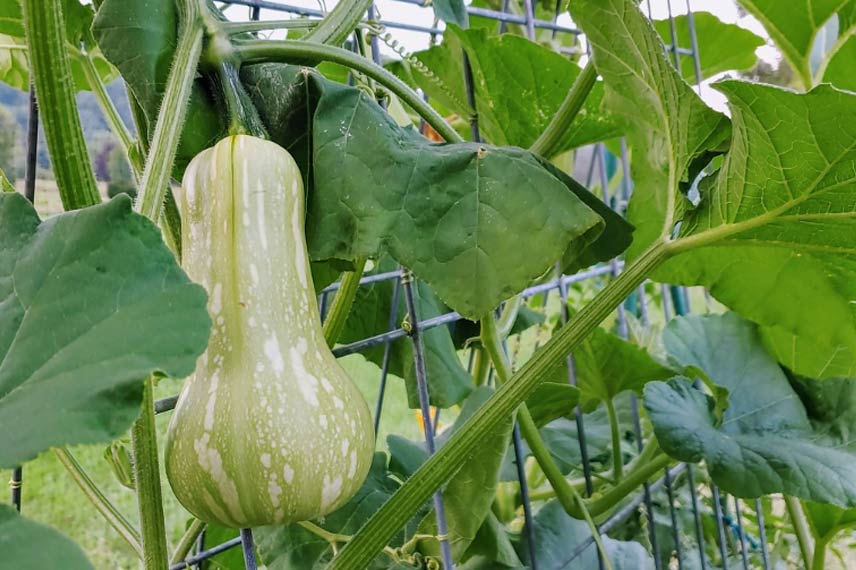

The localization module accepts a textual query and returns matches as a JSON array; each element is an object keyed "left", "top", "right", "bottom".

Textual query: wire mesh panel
[{"left": 10, "top": 1, "right": 783, "bottom": 569}]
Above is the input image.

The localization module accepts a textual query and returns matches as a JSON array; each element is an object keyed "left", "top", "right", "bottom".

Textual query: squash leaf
[
  {"left": 571, "top": 0, "right": 731, "bottom": 261},
  {"left": 736, "top": 0, "right": 847, "bottom": 88},
  {"left": 657, "top": 82, "right": 856, "bottom": 379},
  {"left": 0, "top": 193, "right": 210, "bottom": 468},
  {"left": 516, "top": 500, "right": 654, "bottom": 569},
  {"left": 652, "top": 12, "right": 763, "bottom": 81},
  {"left": 645, "top": 313, "right": 856, "bottom": 507},
  {"left": 0, "top": 504, "right": 92, "bottom": 569}
]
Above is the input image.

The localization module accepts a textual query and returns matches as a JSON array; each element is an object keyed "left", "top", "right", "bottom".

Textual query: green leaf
[
  {"left": 525, "top": 382, "right": 580, "bottom": 427},
  {"left": 0, "top": 34, "right": 28, "bottom": 90},
  {"left": 255, "top": 453, "right": 424, "bottom": 569},
  {"left": 460, "top": 511, "right": 523, "bottom": 568},
  {"left": 421, "top": 387, "right": 514, "bottom": 560},
  {"left": 657, "top": 82, "right": 856, "bottom": 379},
  {"left": 432, "top": 0, "right": 468, "bottom": 28},
  {"left": 0, "top": 193, "right": 210, "bottom": 467},
  {"left": 411, "top": 26, "right": 621, "bottom": 153},
  {"left": 516, "top": 500, "right": 654, "bottom": 569},
  {"left": 307, "top": 75, "right": 605, "bottom": 320},
  {"left": 0, "top": 504, "right": 93, "bottom": 569},
  {"left": 571, "top": 0, "right": 730, "bottom": 261},
  {"left": 804, "top": 502, "right": 856, "bottom": 543},
  {"left": 821, "top": 34, "right": 856, "bottom": 90},
  {"left": 736, "top": 0, "right": 847, "bottom": 88},
  {"left": 0, "top": 1, "right": 23, "bottom": 37},
  {"left": 645, "top": 312, "right": 856, "bottom": 507},
  {"left": 653, "top": 12, "right": 763, "bottom": 81},
  {"left": 198, "top": 525, "right": 243, "bottom": 570},
  {"left": 339, "top": 259, "right": 472, "bottom": 409},
  {"left": 553, "top": 324, "right": 675, "bottom": 412}
]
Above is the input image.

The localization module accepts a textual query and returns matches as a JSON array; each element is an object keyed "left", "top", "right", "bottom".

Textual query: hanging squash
[{"left": 165, "top": 135, "right": 375, "bottom": 528}]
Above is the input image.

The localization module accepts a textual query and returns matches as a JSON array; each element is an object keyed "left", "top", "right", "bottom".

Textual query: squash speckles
[{"left": 165, "top": 135, "right": 374, "bottom": 528}]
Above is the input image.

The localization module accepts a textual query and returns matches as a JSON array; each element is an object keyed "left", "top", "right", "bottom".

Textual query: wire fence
[{"left": 12, "top": 1, "right": 782, "bottom": 568}]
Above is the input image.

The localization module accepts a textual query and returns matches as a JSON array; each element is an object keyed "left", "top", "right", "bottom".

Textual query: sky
[{"left": 219, "top": 0, "right": 779, "bottom": 112}]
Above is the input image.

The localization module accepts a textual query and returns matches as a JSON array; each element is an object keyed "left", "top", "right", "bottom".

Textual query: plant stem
[
  {"left": 22, "top": 0, "right": 100, "bottom": 210},
  {"left": 171, "top": 518, "right": 206, "bottom": 564},
  {"left": 131, "top": 377, "right": 170, "bottom": 569},
  {"left": 481, "top": 313, "right": 614, "bottom": 569},
  {"left": 135, "top": 1, "right": 203, "bottom": 221},
  {"left": 53, "top": 448, "right": 142, "bottom": 557},
  {"left": 329, "top": 239, "right": 669, "bottom": 569},
  {"left": 471, "top": 347, "right": 492, "bottom": 386},
  {"left": 79, "top": 52, "right": 134, "bottom": 152},
  {"left": 302, "top": 0, "right": 373, "bottom": 46},
  {"left": 235, "top": 41, "right": 463, "bottom": 144},
  {"left": 811, "top": 536, "right": 828, "bottom": 570},
  {"left": 323, "top": 258, "right": 367, "bottom": 347},
  {"left": 605, "top": 399, "right": 624, "bottom": 481},
  {"left": 222, "top": 19, "right": 321, "bottom": 34},
  {"left": 496, "top": 295, "right": 523, "bottom": 338},
  {"left": 785, "top": 496, "right": 813, "bottom": 570},
  {"left": 529, "top": 62, "right": 597, "bottom": 158}
]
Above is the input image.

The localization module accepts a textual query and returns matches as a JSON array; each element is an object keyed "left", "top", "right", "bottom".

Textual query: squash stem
[
  {"left": 323, "top": 258, "right": 368, "bottom": 347},
  {"left": 785, "top": 496, "right": 814, "bottom": 570},
  {"left": 135, "top": 1, "right": 204, "bottom": 221},
  {"left": 53, "top": 448, "right": 142, "bottom": 558},
  {"left": 234, "top": 40, "right": 463, "bottom": 144},
  {"left": 471, "top": 347, "right": 492, "bottom": 387},
  {"left": 605, "top": 398, "right": 624, "bottom": 481},
  {"left": 131, "top": 377, "right": 170, "bottom": 569},
  {"left": 811, "top": 536, "right": 828, "bottom": 570},
  {"left": 171, "top": 518, "right": 206, "bottom": 564},
  {"left": 329, "top": 239, "right": 671, "bottom": 569},
  {"left": 302, "top": 0, "right": 373, "bottom": 46},
  {"left": 481, "top": 313, "right": 613, "bottom": 569},
  {"left": 529, "top": 62, "right": 597, "bottom": 158},
  {"left": 22, "top": 0, "right": 100, "bottom": 210}
]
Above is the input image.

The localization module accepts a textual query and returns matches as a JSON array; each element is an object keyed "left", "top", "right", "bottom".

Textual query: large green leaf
[
  {"left": 0, "top": 193, "right": 210, "bottom": 467},
  {"left": 405, "top": 26, "right": 621, "bottom": 154},
  {"left": 548, "top": 324, "right": 675, "bottom": 412},
  {"left": 255, "top": 453, "right": 424, "bottom": 569},
  {"left": 657, "top": 82, "right": 856, "bottom": 379},
  {"left": 821, "top": 34, "right": 856, "bottom": 90},
  {"left": 571, "top": 0, "right": 730, "bottom": 261},
  {"left": 516, "top": 500, "right": 654, "bottom": 569},
  {"left": 0, "top": 504, "right": 92, "bottom": 569},
  {"left": 307, "top": 76, "right": 605, "bottom": 319},
  {"left": 653, "top": 12, "right": 763, "bottom": 81},
  {"left": 645, "top": 313, "right": 856, "bottom": 507},
  {"left": 736, "top": 0, "right": 847, "bottom": 88},
  {"left": 804, "top": 502, "right": 856, "bottom": 543}
]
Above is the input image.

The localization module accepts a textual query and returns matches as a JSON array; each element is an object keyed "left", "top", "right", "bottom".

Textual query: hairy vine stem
[
  {"left": 78, "top": 52, "right": 134, "bottom": 152},
  {"left": 529, "top": 62, "right": 598, "bottom": 158},
  {"left": 171, "top": 518, "right": 206, "bottom": 564},
  {"left": 330, "top": 239, "right": 671, "bottom": 568},
  {"left": 22, "top": 0, "right": 100, "bottom": 210},
  {"left": 135, "top": 0, "right": 204, "bottom": 221},
  {"left": 302, "top": 0, "right": 373, "bottom": 45},
  {"left": 481, "top": 314, "right": 614, "bottom": 569},
  {"left": 785, "top": 496, "right": 813, "bottom": 570},
  {"left": 234, "top": 40, "right": 463, "bottom": 144},
  {"left": 53, "top": 448, "right": 142, "bottom": 557},
  {"left": 323, "top": 259, "right": 368, "bottom": 347}
]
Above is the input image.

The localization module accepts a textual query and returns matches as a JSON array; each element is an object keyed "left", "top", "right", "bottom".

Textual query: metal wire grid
[{"left": 7, "top": 1, "right": 780, "bottom": 569}]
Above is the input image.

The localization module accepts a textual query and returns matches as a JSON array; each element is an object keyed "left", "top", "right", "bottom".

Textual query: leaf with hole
[{"left": 658, "top": 82, "right": 856, "bottom": 379}]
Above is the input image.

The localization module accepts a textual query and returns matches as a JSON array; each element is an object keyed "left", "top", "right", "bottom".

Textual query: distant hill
[{"left": 0, "top": 80, "right": 134, "bottom": 177}]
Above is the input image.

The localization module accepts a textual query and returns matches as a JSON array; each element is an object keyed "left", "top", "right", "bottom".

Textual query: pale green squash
[{"left": 164, "top": 135, "right": 374, "bottom": 528}]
